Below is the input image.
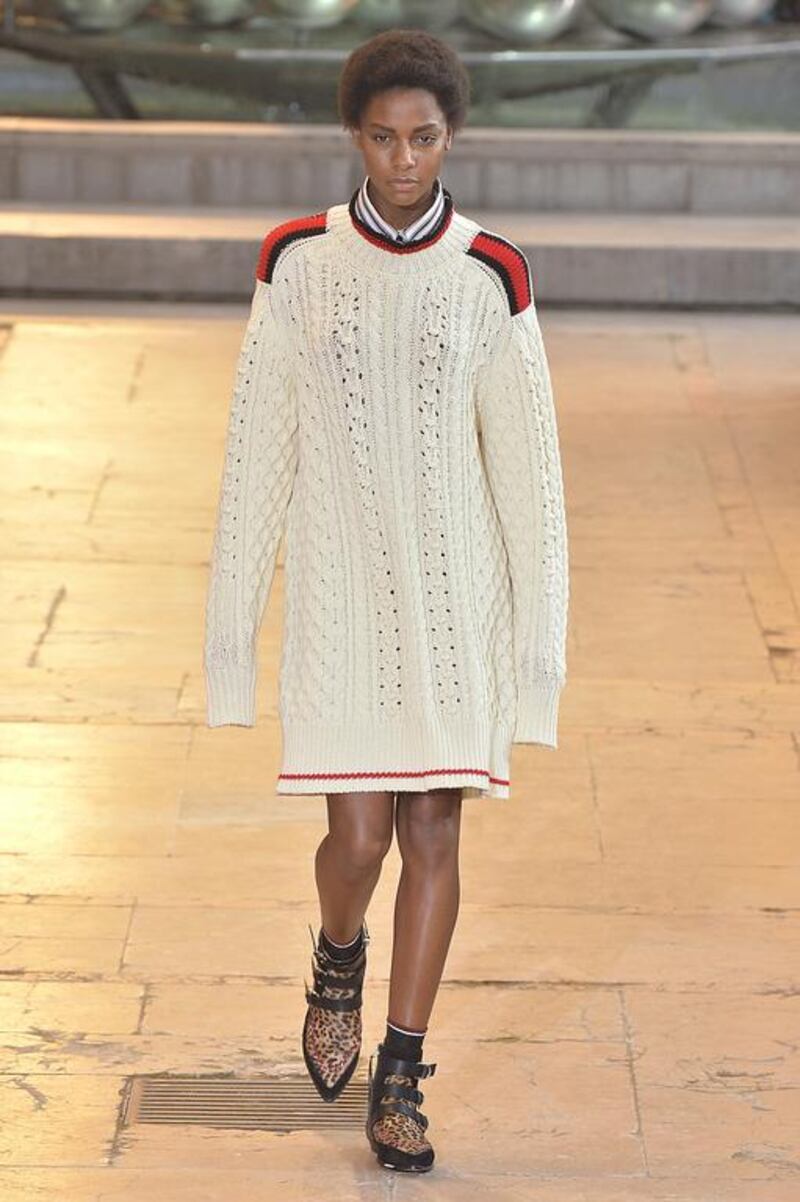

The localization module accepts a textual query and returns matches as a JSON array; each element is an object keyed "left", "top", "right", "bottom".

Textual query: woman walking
[{"left": 203, "top": 28, "right": 569, "bottom": 1174}]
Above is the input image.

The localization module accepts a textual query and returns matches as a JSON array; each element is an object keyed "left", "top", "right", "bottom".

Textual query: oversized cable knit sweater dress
[{"left": 203, "top": 177, "right": 569, "bottom": 800}]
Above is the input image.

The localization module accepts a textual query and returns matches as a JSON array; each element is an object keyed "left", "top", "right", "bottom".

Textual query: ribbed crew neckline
[
  {"left": 355, "top": 176, "right": 446, "bottom": 246},
  {"left": 331, "top": 189, "right": 476, "bottom": 276},
  {"left": 349, "top": 180, "right": 452, "bottom": 253}
]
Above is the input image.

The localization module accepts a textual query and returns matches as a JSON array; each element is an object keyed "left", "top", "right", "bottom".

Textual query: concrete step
[
  {"left": 1, "top": 203, "right": 797, "bottom": 307},
  {"left": 2, "top": 118, "right": 799, "bottom": 216}
]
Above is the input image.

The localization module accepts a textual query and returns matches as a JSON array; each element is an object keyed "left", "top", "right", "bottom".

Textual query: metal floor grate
[{"left": 123, "top": 1074, "right": 369, "bottom": 1131}]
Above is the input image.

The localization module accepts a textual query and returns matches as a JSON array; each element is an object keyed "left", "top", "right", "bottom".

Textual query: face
[{"left": 350, "top": 87, "right": 453, "bottom": 221}]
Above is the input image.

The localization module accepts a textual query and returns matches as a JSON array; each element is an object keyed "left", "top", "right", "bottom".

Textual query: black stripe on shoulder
[
  {"left": 256, "top": 210, "right": 328, "bottom": 283},
  {"left": 466, "top": 229, "right": 533, "bottom": 316}
]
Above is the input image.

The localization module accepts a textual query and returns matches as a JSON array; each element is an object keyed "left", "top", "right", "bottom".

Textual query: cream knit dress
[{"left": 203, "top": 183, "right": 569, "bottom": 800}]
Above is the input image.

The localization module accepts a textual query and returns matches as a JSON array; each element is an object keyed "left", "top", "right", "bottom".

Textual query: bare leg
[
  {"left": 304, "top": 791, "right": 395, "bottom": 1098},
  {"left": 366, "top": 787, "right": 463, "bottom": 1166},
  {"left": 388, "top": 787, "right": 463, "bottom": 1030},
  {"left": 315, "top": 791, "right": 395, "bottom": 941}
]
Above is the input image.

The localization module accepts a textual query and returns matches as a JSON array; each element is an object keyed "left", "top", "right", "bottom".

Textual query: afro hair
[{"left": 337, "top": 28, "right": 471, "bottom": 134}]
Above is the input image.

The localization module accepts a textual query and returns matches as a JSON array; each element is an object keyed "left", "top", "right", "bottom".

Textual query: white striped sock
[
  {"left": 387, "top": 1019, "right": 426, "bottom": 1038},
  {"left": 322, "top": 925, "right": 362, "bottom": 949}
]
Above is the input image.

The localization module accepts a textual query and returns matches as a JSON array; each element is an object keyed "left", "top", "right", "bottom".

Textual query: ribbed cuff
[
  {"left": 205, "top": 663, "right": 257, "bottom": 728},
  {"left": 513, "top": 679, "right": 564, "bottom": 747}
]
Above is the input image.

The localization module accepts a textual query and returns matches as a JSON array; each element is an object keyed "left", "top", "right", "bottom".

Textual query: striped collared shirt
[{"left": 354, "top": 175, "right": 445, "bottom": 245}]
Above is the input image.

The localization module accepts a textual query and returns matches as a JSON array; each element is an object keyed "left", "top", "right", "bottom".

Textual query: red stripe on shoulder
[
  {"left": 466, "top": 230, "right": 533, "bottom": 316},
  {"left": 256, "top": 210, "right": 328, "bottom": 284}
]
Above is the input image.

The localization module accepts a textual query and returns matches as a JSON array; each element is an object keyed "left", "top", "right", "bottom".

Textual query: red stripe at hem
[{"left": 278, "top": 768, "right": 510, "bottom": 787}]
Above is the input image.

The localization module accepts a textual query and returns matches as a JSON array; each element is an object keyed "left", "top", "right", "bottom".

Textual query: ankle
[
  {"left": 384, "top": 1018, "right": 427, "bottom": 1064},
  {"left": 319, "top": 923, "right": 365, "bottom": 963}
]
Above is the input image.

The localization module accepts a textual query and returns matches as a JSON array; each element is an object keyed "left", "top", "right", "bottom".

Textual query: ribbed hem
[
  {"left": 513, "top": 679, "right": 564, "bottom": 747},
  {"left": 205, "top": 663, "right": 257, "bottom": 728},
  {"left": 277, "top": 712, "right": 513, "bottom": 800}
]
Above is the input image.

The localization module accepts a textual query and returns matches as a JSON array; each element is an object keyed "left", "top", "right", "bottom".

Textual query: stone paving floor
[{"left": 0, "top": 299, "right": 798, "bottom": 1200}]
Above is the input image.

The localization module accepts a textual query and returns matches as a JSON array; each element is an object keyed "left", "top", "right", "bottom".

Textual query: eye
[{"left": 372, "top": 133, "right": 438, "bottom": 145}]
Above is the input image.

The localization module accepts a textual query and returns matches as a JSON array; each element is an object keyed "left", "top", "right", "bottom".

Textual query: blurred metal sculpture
[
  {"left": 2, "top": 0, "right": 789, "bottom": 123},
  {"left": 269, "top": 0, "right": 361, "bottom": 27},
  {"left": 589, "top": 0, "right": 715, "bottom": 38},
  {"left": 463, "top": 0, "right": 585, "bottom": 42},
  {"left": 707, "top": 0, "right": 775, "bottom": 25},
  {"left": 55, "top": 0, "right": 152, "bottom": 30},
  {"left": 356, "top": 0, "right": 462, "bottom": 31},
  {"left": 188, "top": 0, "right": 256, "bottom": 25}
]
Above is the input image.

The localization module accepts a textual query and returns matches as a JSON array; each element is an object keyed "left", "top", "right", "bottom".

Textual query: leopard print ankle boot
[
  {"left": 365, "top": 1043, "right": 437, "bottom": 1172},
  {"left": 302, "top": 921, "right": 369, "bottom": 1102}
]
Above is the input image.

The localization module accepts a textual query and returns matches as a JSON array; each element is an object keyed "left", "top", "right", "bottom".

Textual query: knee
[
  {"left": 327, "top": 827, "right": 393, "bottom": 875},
  {"left": 397, "top": 804, "right": 461, "bottom": 869}
]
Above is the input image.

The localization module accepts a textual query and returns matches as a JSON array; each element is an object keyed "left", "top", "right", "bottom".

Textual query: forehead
[
  {"left": 362, "top": 88, "right": 444, "bottom": 128},
  {"left": 366, "top": 119, "right": 440, "bottom": 131}
]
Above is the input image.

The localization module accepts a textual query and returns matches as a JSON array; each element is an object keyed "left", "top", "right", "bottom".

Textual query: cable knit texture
[{"left": 203, "top": 192, "right": 569, "bottom": 800}]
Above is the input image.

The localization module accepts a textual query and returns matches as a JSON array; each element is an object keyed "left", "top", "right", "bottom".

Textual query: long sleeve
[
  {"left": 203, "top": 274, "right": 298, "bottom": 727},
  {"left": 476, "top": 294, "right": 569, "bottom": 747}
]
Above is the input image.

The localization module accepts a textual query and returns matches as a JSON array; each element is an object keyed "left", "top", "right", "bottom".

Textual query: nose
[{"left": 392, "top": 142, "right": 416, "bottom": 167}]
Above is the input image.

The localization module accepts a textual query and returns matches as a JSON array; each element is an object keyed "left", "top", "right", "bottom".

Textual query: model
[{"left": 203, "top": 27, "right": 569, "bottom": 1175}]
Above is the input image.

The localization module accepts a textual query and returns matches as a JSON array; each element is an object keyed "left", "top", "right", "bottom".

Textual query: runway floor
[{"left": 0, "top": 300, "right": 798, "bottom": 1199}]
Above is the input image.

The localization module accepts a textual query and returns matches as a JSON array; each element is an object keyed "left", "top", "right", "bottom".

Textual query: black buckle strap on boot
[
  {"left": 304, "top": 922, "right": 368, "bottom": 1013},
  {"left": 366, "top": 1042, "right": 438, "bottom": 1173},
  {"left": 373, "top": 1050, "right": 437, "bottom": 1080}
]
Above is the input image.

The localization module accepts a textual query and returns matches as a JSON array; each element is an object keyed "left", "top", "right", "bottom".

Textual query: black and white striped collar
[{"left": 349, "top": 176, "right": 453, "bottom": 254}]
